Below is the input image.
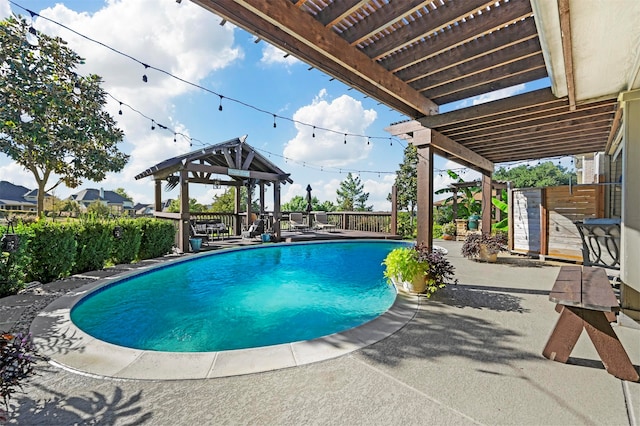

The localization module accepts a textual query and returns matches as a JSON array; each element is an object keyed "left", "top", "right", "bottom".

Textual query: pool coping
[{"left": 30, "top": 244, "right": 421, "bottom": 381}]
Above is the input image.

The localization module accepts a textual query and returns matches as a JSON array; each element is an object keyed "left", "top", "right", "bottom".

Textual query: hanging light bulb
[
  {"left": 142, "top": 64, "right": 149, "bottom": 83},
  {"left": 173, "top": 133, "right": 177, "bottom": 143},
  {"left": 344, "top": 134, "right": 347, "bottom": 144},
  {"left": 218, "top": 95, "right": 223, "bottom": 111},
  {"left": 389, "top": 138, "right": 393, "bottom": 146},
  {"left": 367, "top": 137, "right": 370, "bottom": 145},
  {"left": 151, "top": 119, "right": 155, "bottom": 130},
  {"left": 273, "top": 115, "right": 277, "bottom": 128},
  {"left": 118, "top": 102, "right": 123, "bottom": 115},
  {"left": 312, "top": 126, "right": 315, "bottom": 138}
]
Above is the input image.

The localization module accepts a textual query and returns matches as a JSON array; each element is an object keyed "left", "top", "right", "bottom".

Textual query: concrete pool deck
[{"left": 2, "top": 239, "right": 639, "bottom": 424}]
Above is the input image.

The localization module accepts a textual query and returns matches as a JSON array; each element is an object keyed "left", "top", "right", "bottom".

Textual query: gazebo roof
[{"left": 134, "top": 136, "right": 293, "bottom": 186}]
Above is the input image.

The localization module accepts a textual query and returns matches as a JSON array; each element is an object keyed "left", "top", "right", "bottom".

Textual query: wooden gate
[{"left": 510, "top": 185, "right": 605, "bottom": 261}]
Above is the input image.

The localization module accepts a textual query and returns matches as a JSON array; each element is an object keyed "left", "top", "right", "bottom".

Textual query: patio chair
[
  {"left": 289, "top": 212, "right": 308, "bottom": 232},
  {"left": 190, "top": 222, "right": 210, "bottom": 246},
  {"left": 242, "top": 219, "right": 265, "bottom": 240},
  {"left": 313, "top": 212, "right": 336, "bottom": 232}
]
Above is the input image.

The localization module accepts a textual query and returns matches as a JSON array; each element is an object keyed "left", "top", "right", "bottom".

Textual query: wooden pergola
[
  {"left": 189, "top": 0, "right": 640, "bottom": 318},
  {"left": 135, "top": 136, "right": 292, "bottom": 252}
]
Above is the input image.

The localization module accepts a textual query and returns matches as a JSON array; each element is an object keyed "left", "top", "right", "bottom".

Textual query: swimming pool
[{"left": 71, "top": 240, "right": 406, "bottom": 352}]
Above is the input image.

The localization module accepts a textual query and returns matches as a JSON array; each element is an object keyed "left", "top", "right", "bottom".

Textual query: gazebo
[{"left": 135, "top": 136, "right": 292, "bottom": 252}]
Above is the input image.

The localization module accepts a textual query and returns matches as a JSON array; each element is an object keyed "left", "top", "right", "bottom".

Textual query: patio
[{"left": 3, "top": 239, "right": 638, "bottom": 424}]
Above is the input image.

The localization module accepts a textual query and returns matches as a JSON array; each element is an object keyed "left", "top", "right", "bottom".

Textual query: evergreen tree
[
  {"left": 336, "top": 173, "right": 372, "bottom": 211},
  {"left": 390, "top": 144, "right": 418, "bottom": 218}
]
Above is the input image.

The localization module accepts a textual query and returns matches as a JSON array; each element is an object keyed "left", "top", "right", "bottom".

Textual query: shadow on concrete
[
  {"left": 358, "top": 298, "right": 538, "bottom": 368},
  {"left": 436, "top": 283, "right": 532, "bottom": 313},
  {"left": 11, "top": 378, "right": 152, "bottom": 424}
]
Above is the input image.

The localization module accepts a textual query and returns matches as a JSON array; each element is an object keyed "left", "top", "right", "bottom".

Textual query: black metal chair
[{"left": 574, "top": 218, "right": 621, "bottom": 270}]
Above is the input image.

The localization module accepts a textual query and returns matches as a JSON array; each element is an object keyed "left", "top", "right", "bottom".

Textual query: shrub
[
  {"left": 0, "top": 332, "right": 37, "bottom": 421},
  {"left": 110, "top": 219, "right": 142, "bottom": 264},
  {"left": 72, "top": 219, "right": 113, "bottom": 274},
  {"left": 138, "top": 218, "right": 176, "bottom": 260},
  {"left": 432, "top": 223, "right": 443, "bottom": 238},
  {"left": 396, "top": 212, "right": 417, "bottom": 238},
  {"left": 461, "top": 232, "right": 508, "bottom": 258},
  {"left": 24, "top": 221, "right": 76, "bottom": 283},
  {"left": 441, "top": 222, "right": 456, "bottom": 236}
]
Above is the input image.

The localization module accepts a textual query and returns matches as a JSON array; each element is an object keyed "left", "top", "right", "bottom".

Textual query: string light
[
  {"left": 273, "top": 115, "right": 277, "bottom": 128},
  {"left": 151, "top": 119, "right": 155, "bottom": 130},
  {"left": 118, "top": 102, "right": 122, "bottom": 115},
  {"left": 142, "top": 64, "right": 149, "bottom": 83},
  {"left": 312, "top": 126, "right": 315, "bottom": 138},
  {"left": 343, "top": 134, "right": 347, "bottom": 144},
  {"left": 9, "top": 2, "right": 408, "bottom": 150}
]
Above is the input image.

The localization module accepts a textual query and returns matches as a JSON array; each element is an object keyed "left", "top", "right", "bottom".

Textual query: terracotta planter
[
  {"left": 478, "top": 244, "right": 498, "bottom": 262},
  {"left": 442, "top": 234, "right": 455, "bottom": 240}
]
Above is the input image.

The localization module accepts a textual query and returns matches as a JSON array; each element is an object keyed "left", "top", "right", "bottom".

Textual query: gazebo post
[
  {"left": 273, "top": 181, "right": 281, "bottom": 240},
  {"left": 234, "top": 183, "right": 241, "bottom": 236},
  {"left": 179, "top": 169, "right": 190, "bottom": 252},
  {"left": 259, "top": 181, "right": 265, "bottom": 216},
  {"left": 154, "top": 179, "right": 162, "bottom": 212},
  {"left": 245, "top": 180, "right": 253, "bottom": 226}
]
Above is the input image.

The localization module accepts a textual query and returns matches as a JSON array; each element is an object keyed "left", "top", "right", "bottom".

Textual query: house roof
[
  {"left": 191, "top": 0, "right": 640, "bottom": 167},
  {"left": 135, "top": 137, "right": 293, "bottom": 185},
  {"left": 70, "top": 188, "right": 130, "bottom": 205},
  {"left": 0, "top": 181, "right": 37, "bottom": 206}
]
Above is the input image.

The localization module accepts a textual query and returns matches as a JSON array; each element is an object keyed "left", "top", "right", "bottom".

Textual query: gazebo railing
[{"left": 574, "top": 218, "right": 621, "bottom": 270}]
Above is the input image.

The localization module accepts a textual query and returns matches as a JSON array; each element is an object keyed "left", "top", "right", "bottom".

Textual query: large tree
[
  {"left": 390, "top": 143, "right": 418, "bottom": 220},
  {"left": 0, "top": 16, "right": 128, "bottom": 215},
  {"left": 493, "top": 162, "right": 576, "bottom": 188},
  {"left": 336, "top": 172, "right": 372, "bottom": 211}
]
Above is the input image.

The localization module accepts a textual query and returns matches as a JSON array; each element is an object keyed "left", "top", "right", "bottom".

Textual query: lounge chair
[
  {"left": 289, "top": 212, "right": 308, "bottom": 232},
  {"left": 190, "top": 222, "right": 210, "bottom": 245},
  {"left": 314, "top": 212, "right": 336, "bottom": 232},
  {"left": 242, "top": 219, "right": 265, "bottom": 239}
]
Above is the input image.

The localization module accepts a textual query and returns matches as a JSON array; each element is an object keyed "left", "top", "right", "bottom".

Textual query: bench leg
[
  {"left": 543, "top": 305, "right": 583, "bottom": 363},
  {"left": 581, "top": 309, "right": 640, "bottom": 382}
]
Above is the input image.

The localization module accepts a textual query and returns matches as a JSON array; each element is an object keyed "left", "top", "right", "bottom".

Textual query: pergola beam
[
  {"left": 557, "top": 0, "right": 577, "bottom": 110},
  {"left": 386, "top": 121, "right": 493, "bottom": 172},
  {"left": 192, "top": 0, "right": 438, "bottom": 117}
]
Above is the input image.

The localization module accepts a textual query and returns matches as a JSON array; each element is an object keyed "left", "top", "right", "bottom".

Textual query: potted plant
[
  {"left": 461, "top": 232, "right": 508, "bottom": 262},
  {"left": 382, "top": 243, "right": 457, "bottom": 296},
  {"left": 441, "top": 222, "right": 456, "bottom": 240}
]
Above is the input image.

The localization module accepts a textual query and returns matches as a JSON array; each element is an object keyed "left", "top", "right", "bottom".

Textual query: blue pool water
[{"left": 71, "top": 240, "right": 404, "bottom": 352}]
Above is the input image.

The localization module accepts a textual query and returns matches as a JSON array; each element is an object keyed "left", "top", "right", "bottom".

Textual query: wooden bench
[{"left": 543, "top": 266, "right": 639, "bottom": 382}]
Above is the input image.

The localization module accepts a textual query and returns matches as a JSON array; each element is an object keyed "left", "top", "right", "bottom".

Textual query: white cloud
[
  {"left": 0, "top": 0, "right": 244, "bottom": 202},
  {"left": 0, "top": 0, "right": 9, "bottom": 19},
  {"left": 362, "top": 174, "right": 395, "bottom": 211},
  {"left": 260, "top": 44, "right": 300, "bottom": 67},
  {"left": 471, "top": 83, "right": 527, "bottom": 106},
  {"left": 283, "top": 91, "right": 377, "bottom": 167},
  {"left": 0, "top": 163, "right": 36, "bottom": 189}
]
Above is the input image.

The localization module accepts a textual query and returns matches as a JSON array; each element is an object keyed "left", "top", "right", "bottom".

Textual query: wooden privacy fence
[{"left": 510, "top": 184, "right": 606, "bottom": 262}]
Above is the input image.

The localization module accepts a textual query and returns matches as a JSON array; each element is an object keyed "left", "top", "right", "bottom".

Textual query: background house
[
  {"left": 69, "top": 188, "right": 134, "bottom": 215},
  {"left": 0, "top": 181, "right": 50, "bottom": 212}
]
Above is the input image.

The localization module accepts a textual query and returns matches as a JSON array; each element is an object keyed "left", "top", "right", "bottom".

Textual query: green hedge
[
  {"left": 138, "top": 218, "right": 176, "bottom": 260},
  {"left": 23, "top": 221, "right": 77, "bottom": 284},
  {"left": 110, "top": 220, "right": 143, "bottom": 264},
  {"left": 73, "top": 220, "right": 113, "bottom": 274},
  {"left": 0, "top": 217, "right": 176, "bottom": 294}
]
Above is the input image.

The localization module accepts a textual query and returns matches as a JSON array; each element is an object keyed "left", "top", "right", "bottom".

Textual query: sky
[{"left": 0, "top": 0, "right": 554, "bottom": 211}]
